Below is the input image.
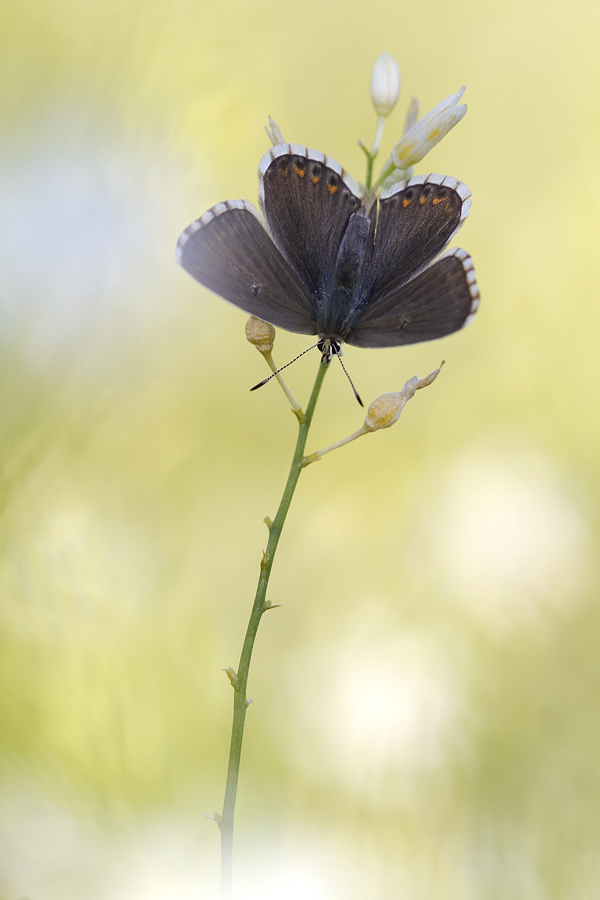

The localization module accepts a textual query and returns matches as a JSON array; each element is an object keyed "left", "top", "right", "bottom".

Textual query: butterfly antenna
[
  {"left": 336, "top": 354, "right": 364, "bottom": 407},
  {"left": 250, "top": 344, "right": 319, "bottom": 391}
]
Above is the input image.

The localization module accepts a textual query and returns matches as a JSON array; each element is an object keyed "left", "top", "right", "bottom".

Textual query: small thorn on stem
[
  {"left": 204, "top": 811, "right": 222, "bottom": 828},
  {"left": 223, "top": 667, "right": 239, "bottom": 688},
  {"left": 263, "top": 600, "right": 282, "bottom": 612}
]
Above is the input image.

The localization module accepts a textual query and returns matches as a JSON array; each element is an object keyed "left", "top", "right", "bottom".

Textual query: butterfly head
[{"left": 317, "top": 337, "right": 343, "bottom": 363}]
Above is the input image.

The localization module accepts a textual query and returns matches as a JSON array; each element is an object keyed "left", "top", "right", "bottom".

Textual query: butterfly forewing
[
  {"left": 176, "top": 201, "right": 318, "bottom": 334},
  {"left": 260, "top": 146, "right": 362, "bottom": 308},
  {"left": 357, "top": 179, "right": 467, "bottom": 307}
]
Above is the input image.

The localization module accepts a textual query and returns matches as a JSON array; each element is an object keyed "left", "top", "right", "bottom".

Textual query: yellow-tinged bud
[
  {"left": 364, "top": 390, "right": 411, "bottom": 431},
  {"left": 370, "top": 52, "right": 401, "bottom": 117},
  {"left": 391, "top": 87, "right": 467, "bottom": 170},
  {"left": 364, "top": 362, "right": 445, "bottom": 432},
  {"left": 245, "top": 316, "right": 276, "bottom": 354},
  {"left": 307, "top": 363, "right": 445, "bottom": 462},
  {"left": 416, "top": 363, "right": 445, "bottom": 389}
]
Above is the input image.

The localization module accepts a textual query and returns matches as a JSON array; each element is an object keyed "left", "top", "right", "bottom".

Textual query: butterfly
[{"left": 176, "top": 142, "right": 479, "bottom": 365}]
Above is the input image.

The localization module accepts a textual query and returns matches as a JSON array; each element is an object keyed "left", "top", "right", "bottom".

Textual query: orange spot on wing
[
  {"left": 419, "top": 194, "right": 426, "bottom": 205},
  {"left": 327, "top": 183, "right": 338, "bottom": 194},
  {"left": 312, "top": 174, "right": 320, "bottom": 184},
  {"left": 293, "top": 164, "right": 305, "bottom": 177},
  {"left": 402, "top": 197, "right": 411, "bottom": 207}
]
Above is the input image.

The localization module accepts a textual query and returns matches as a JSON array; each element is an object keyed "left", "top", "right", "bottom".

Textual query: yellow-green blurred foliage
[{"left": 1, "top": 1, "right": 599, "bottom": 898}]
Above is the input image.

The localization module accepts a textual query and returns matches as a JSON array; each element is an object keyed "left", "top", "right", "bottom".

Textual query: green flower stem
[
  {"left": 360, "top": 114, "right": 386, "bottom": 190},
  {"left": 371, "top": 158, "right": 396, "bottom": 193},
  {"left": 304, "top": 424, "right": 369, "bottom": 462},
  {"left": 220, "top": 357, "right": 330, "bottom": 899}
]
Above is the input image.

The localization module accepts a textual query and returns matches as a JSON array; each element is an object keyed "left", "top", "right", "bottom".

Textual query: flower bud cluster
[{"left": 367, "top": 51, "right": 468, "bottom": 192}]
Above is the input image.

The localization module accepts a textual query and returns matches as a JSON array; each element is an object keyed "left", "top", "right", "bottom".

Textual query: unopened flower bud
[
  {"left": 265, "top": 116, "right": 285, "bottom": 147},
  {"left": 245, "top": 316, "right": 276, "bottom": 354},
  {"left": 364, "top": 389, "right": 412, "bottom": 431},
  {"left": 364, "top": 362, "right": 445, "bottom": 432},
  {"left": 391, "top": 87, "right": 467, "bottom": 169},
  {"left": 370, "top": 52, "right": 401, "bottom": 117},
  {"left": 402, "top": 96, "right": 419, "bottom": 135}
]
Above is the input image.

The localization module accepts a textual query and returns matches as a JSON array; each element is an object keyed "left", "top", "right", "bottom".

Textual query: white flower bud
[
  {"left": 391, "top": 87, "right": 467, "bottom": 169},
  {"left": 265, "top": 117, "right": 285, "bottom": 147},
  {"left": 370, "top": 52, "right": 401, "bottom": 117},
  {"left": 245, "top": 316, "right": 276, "bottom": 354},
  {"left": 402, "top": 96, "right": 419, "bottom": 135}
]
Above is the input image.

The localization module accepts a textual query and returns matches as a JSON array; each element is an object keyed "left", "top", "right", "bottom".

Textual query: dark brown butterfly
[{"left": 176, "top": 143, "right": 479, "bottom": 363}]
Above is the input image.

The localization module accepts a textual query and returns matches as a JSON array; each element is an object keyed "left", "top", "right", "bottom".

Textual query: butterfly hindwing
[{"left": 345, "top": 248, "right": 479, "bottom": 348}]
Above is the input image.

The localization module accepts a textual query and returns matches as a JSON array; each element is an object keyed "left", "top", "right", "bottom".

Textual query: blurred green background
[{"left": 1, "top": 1, "right": 599, "bottom": 898}]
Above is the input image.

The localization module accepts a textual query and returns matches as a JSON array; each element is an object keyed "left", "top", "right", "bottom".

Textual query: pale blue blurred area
[
  {"left": 0, "top": 112, "right": 192, "bottom": 373},
  {"left": 0, "top": 1, "right": 599, "bottom": 898}
]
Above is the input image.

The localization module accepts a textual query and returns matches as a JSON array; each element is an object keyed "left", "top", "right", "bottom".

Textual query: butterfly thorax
[{"left": 317, "top": 206, "right": 370, "bottom": 339}]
